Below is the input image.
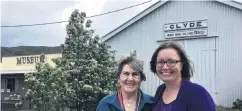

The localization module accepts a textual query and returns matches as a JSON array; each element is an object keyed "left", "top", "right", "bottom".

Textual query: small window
[
  {"left": 1, "top": 79, "right": 5, "bottom": 92},
  {"left": 6, "top": 79, "right": 15, "bottom": 92}
]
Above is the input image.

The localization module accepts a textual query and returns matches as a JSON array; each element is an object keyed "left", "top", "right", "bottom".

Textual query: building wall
[
  {"left": 0, "top": 53, "right": 62, "bottom": 72},
  {"left": 212, "top": 2, "right": 242, "bottom": 107},
  {"left": 105, "top": 1, "right": 242, "bottom": 107},
  {"left": 1, "top": 53, "right": 62, "bottom": 110},
  {"left": 1, "top": 75, "right": 29, "bottom": 110}
]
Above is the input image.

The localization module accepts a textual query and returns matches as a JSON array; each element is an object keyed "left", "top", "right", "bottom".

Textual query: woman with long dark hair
[{"left": 150, "top": 41, "right": 215, "bottom": 111}]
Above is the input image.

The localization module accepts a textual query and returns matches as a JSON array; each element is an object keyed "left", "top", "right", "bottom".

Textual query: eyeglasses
[
  {"left": 120, "top": 71, "right": 141, "bottom": 79},
  {"left": 156, "top": 59, "right": 181, "bottom": 67}
]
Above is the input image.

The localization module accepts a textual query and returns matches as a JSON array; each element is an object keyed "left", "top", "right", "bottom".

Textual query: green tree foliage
[
  {"left": 59, "top": 9, "right": 117, "bottom": 110},
  {"left": 232, "top": 98, "right": 242, "bottom": 110},
  {"left": 24, "top": 9, "right": 117, "bottom": 111},
  {"left": 25, "top": 54, "right": 70, "bottom": 111}
]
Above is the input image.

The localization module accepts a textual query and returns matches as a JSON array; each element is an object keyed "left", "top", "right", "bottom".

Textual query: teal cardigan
[{"left": 97, "top": 91, "right": 153, "bottom": 111}]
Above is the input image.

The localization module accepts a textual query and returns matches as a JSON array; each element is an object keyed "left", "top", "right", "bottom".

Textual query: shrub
[{"left": 232, "top": 98, "right": 242, "bottom": 110}]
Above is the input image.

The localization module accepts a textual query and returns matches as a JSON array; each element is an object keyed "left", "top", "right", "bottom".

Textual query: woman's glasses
[
  {"left": 120, "top": 71, "right": 140, "bottom": 79},
  {"left": 156, "top": 59, "right": 181, "bottom": 67}
]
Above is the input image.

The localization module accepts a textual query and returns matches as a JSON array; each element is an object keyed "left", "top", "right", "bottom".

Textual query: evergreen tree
[
  {"left": 24, "top": 9, "right": 117, "bottom": 111},
  {"left": 58, "top": 9, "right": 117, "bottom": 110},
  {"left": 25, "top": 54, "right": 70, "bottom": 111}
]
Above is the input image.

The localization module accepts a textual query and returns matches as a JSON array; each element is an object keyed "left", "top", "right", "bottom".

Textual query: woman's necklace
[
  {"left": 123, "top": 98, "right": 135, "bottom": 110},
  {"left": 127, "top": 100, "right": 132, "bottom": 108},
  {"left": 120, "top": 90, "right": 141, "bottom": 111}
]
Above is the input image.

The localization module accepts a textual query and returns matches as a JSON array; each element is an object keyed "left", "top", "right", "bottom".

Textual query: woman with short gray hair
[{"left": 97, "top": 56, "right": 153, "bottom": 111}]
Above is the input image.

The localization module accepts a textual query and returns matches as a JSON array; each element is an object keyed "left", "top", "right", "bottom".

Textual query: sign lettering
[
  {"left": 165, "top": 29, "right": 207, "bottom": 38},
  {"left": 16, "top": 55, "right": 45, "bottom": 65},
  {"left": 164, "top": 20, "right": 207, "bottom": 31}
]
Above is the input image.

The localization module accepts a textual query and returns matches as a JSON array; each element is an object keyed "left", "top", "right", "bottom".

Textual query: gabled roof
[{"left": 101, "top": 0, "right": 242, "bottom": 42}]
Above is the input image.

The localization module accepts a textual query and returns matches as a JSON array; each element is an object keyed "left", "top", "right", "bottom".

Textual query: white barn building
[{"left": 101, "top": 1, "right": 242, "bottom": 107}]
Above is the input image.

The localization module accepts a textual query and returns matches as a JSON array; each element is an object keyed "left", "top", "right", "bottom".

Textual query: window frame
[{"left": 1, "top": 78, "right": 15, "bottom": 93}]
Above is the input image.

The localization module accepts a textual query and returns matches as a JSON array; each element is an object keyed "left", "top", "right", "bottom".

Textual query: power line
[
  {"left": 1, "top": 0, "right": 152, "bottom": 28},
  {"left": 1, "top": 21, "right": 69, "bottom": 27}
]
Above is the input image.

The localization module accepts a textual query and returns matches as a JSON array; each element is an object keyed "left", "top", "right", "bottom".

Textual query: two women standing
[{"left": 97, "top": 41, "right": 216, "bottom": 111}]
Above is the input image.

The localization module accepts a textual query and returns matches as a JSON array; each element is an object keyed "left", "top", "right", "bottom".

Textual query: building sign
[
  {"left": 164, "top": 20, "right": 207, "bottom": 31},
  {"left": 16, "top": 55, "right": 45, "bottom": 65},
  {"left": 165, "top": 29, "right": 207, "bottom": 38},
  {"left": 164, "top": 20, "right": 208, "bottom": 38}
]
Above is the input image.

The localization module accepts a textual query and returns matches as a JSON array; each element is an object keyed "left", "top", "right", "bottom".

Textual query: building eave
[
  {"left": 101, "top": 0, "right": 169, "bottom": 42},
  {"left": 1, "top": 70, "right": 37, "bottom": 75},
  {"left": 101, "top": 0, "right": 242, "bottom": 42},
  {"left": 218, "top": 0, "right": 242, "bottom": 10}
]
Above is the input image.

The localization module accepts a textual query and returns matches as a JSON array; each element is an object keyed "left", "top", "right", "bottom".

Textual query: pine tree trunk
[
  {"left": 76, "top": 99, "right": 79, "bottom": 111},
  {"left": 85, "top": 98, "right": 87, "bottom": 111}
]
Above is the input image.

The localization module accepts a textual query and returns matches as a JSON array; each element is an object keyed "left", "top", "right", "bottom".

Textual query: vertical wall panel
[{"left": 105, "top": 1, "right": 242, "bottom": 107}]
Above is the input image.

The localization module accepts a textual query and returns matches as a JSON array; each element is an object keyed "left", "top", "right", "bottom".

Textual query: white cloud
[
  {"left": 60, "top": 0, "right": 106, "bottom": 28},
  {"left": 91, "top": 0, "right": 158, "bottom": 37},
  {"left": 1, "top": 0, "right": 156, "bottom": 47}
]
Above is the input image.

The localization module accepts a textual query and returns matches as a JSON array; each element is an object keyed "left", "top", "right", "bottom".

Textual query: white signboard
[
  {"left": 165, "top": 29, "right": 207, "bottom": 38},
  {"left": 164, "top": 20, "right": 207, "bottom": 31}
]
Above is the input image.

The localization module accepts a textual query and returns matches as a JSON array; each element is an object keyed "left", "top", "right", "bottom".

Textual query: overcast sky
[{"left": 1, "top": 0, "right": 158, "bottom": 47}]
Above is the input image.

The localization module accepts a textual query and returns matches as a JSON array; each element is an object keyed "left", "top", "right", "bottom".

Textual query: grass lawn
[{"left": 216, "top": 106, "right": 241, "bottom": 111}]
